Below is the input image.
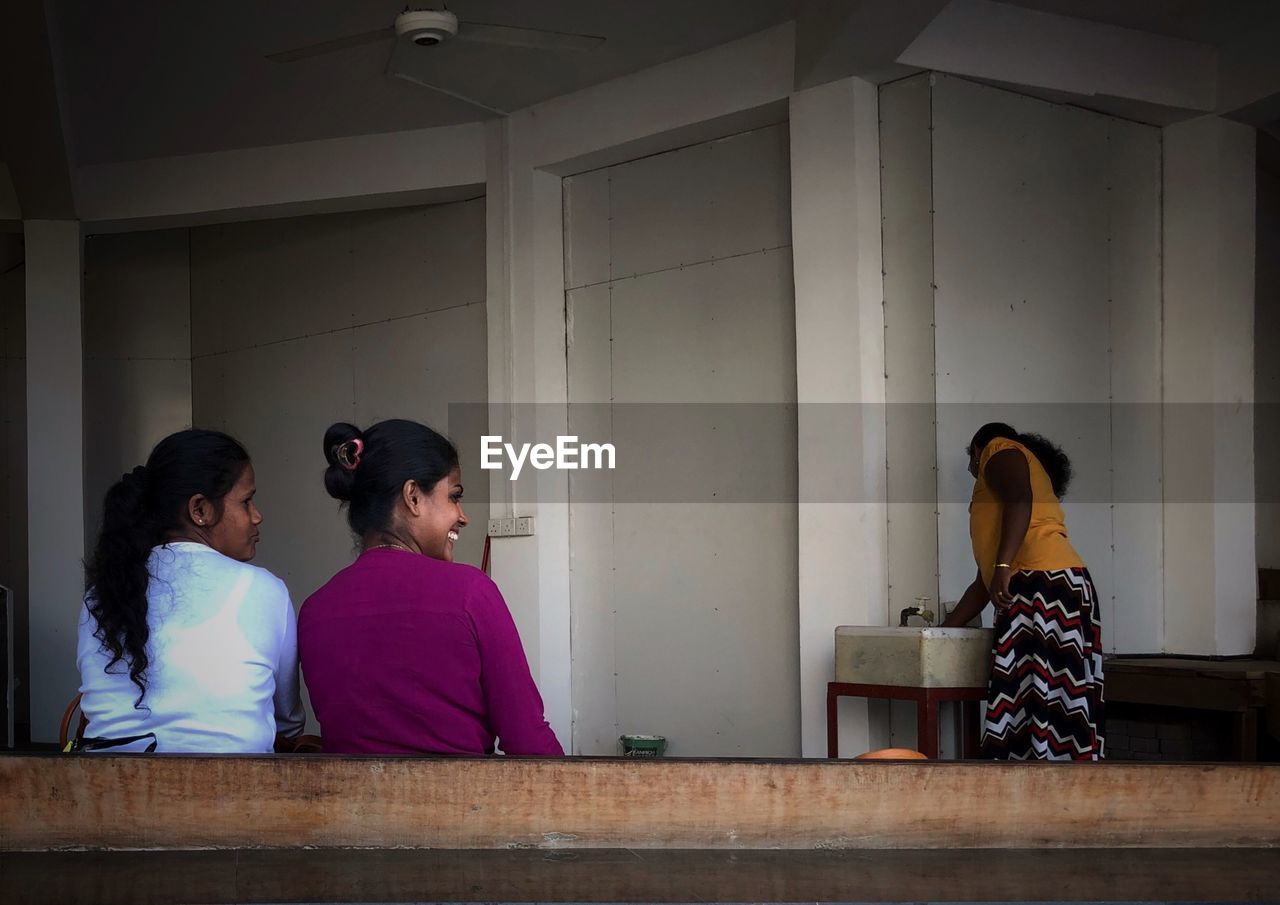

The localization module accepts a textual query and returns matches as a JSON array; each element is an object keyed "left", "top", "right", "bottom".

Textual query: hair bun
[{"left": 322, "top": 422, "right": 363, "bottom": 502}]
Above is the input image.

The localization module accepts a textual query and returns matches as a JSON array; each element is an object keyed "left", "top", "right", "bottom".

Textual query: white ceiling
[
  {"left": 43, "top": 0, "right": 1280, "bottom": 167},
  {"left": 49, "top": 0, "right": 798, "bottom": 165}
]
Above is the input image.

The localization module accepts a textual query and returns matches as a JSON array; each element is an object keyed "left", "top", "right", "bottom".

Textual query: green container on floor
[{"left": 620, "top": 734, "right": 667, "bottom": 756}]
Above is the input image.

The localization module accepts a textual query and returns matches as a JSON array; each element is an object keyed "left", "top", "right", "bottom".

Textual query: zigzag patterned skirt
[{"left": 982, "top": 567, "right": 1105, "bottom": 761}]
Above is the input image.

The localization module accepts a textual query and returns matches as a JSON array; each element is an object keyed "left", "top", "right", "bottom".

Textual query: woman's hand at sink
[{"left": 941, "top": 569, "right": 989, "bottom": 627}]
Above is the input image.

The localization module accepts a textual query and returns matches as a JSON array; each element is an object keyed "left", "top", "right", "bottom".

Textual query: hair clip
[{"left": 335, "top": 438, "right": 364, "bottom": 471}]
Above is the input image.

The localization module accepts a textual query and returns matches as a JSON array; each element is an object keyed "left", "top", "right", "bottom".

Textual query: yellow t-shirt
[{"left": 969, "top": 437, "right": 1083, "bottom": 589}]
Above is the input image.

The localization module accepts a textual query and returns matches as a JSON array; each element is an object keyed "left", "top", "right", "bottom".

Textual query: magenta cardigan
[{"left": 298, "top": 548, "right": 563, "bottom": 756}]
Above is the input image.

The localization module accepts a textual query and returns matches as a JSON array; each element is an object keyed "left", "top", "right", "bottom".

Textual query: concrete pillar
[
  {"left": 485, "top": 119, "right": 573, "bottom": 749},
  {"left": 23, "top": 219, "right": 83, "bottom": 742},
  {"left": 1162, "top": 117, "right": 1257, "bottom": 655},
  {"left": 790, "top": 78, "right": 889, "bottom": 757}
]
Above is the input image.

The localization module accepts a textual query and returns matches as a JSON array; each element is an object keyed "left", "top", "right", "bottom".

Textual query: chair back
[{"left": 59, "top": 693, "right": 89, "bottom": 750}]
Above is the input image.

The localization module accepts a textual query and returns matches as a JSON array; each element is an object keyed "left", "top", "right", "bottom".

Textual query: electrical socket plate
[{"left": 487, "top": 517, "right": 535, "bottom": 538}]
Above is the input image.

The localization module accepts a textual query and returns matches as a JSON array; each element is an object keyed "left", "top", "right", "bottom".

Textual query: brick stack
[{"left": 1105, "top": 703, "right": 1231, "bottom": 761}]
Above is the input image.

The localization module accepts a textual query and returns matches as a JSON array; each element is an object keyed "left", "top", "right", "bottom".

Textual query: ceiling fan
[{"left": 266, "top": 7, "right": 607, "bottom": 116}]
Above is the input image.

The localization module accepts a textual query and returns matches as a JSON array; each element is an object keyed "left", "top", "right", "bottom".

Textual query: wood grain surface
[{"left": 2, "top": 754, "right": 1278, "bottom": 851}]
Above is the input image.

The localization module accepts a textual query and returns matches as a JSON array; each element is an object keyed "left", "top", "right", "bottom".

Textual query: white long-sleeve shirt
[{"left": 77, "top": 541, "right": 305, "bottom": 753}]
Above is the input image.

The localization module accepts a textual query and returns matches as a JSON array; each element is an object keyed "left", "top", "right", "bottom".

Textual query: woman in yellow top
[{"left": 942, "top": 422, "right": 1104, "bottom": 761}]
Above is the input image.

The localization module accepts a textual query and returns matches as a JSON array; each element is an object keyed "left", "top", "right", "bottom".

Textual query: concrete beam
[
  {"left": 23, "top": 219, "right": 83, "bottom": 742},
  {"left": 509, "top": 23, "right": 794, "bottom": 173},
  {"left": 74, "top": 123, "right": 486, "bottom": 230},
  {"left": 898, "top": 0, "right": 1217, "bottom": 113},
  {"left": 790, "top": 78, "right": 888, "bottom": 757},
  {"left": 794, "top": 0, "right": 947, "bottom": 91}
]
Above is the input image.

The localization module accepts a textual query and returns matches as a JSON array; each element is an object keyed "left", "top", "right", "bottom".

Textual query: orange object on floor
[{"left": 854, "top": 747, "right": 927, "bottom": 760}]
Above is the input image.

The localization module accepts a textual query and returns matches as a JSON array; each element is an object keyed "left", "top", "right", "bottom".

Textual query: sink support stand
[{"left": 827, "top": 681, "right": 987, "bottom": 759}]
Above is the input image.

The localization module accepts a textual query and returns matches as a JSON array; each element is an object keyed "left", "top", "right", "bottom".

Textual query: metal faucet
[{"left": 899, "top": 605, "right": 936, "bottom": 627}]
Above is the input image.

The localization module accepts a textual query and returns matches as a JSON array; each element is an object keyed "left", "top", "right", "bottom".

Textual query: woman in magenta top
[{"left": 298, "top": 419, "right": 562, "bottom": 756}]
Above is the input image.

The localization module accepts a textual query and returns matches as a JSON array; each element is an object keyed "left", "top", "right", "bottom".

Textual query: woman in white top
[{"left": 77, "top": 429, "right": 305, "bottom": 753}]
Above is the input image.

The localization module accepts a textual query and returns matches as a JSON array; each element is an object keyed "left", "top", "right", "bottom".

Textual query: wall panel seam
[
  {"left": 569, "top": 244, "right": 794, "bottom": 293},
  {"left": 189, "top": 299, "right": 487, "bottom": 359}
]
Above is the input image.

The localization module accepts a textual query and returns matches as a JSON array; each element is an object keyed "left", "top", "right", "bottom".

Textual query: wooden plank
[
  {"left": 2, "top": 755, "right": 1279, "bottom": 851},
  {"left": 1, "top": 850, "right": 239, "bottom": 905},
  {"left": 3, "top": 848, "right": 1280, "bottom": 905},
  {"left": 1107, "top": 657, "right": 1280, "bottom": 677},
  {"left": 1105, "top": 666, "right": 1254, "bottom": 711}
]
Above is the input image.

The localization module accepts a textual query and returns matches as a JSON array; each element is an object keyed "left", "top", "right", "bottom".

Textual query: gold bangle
[{"left": 993, "top": 563, "right": 1012, "bottom": 570}]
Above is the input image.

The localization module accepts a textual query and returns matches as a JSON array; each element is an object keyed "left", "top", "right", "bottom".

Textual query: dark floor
[{"left": 2, "top": 847, "right": 1279, "bottom": 904}]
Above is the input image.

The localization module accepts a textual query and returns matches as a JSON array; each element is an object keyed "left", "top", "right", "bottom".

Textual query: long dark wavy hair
[
  {"left": 84, "top": 429, "right": 250, "bottom": 707},
  {"left": 970, "top": 422, "right": 1074, "bottom": 498}
]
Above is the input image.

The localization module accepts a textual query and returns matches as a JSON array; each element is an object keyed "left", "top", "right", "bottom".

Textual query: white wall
[
  {"left": 494, "top": 24, "right": 888, "bottom": 757},
  {"left": 563, "top": 124, "right": 800, "bottom": 757},
  {"left": 189, "top": 200, "right": 489, "bottom": 733},
  {"left": 82, "top": 230, "right": 194, "bottom": 551},
  {"left": 7, "top": 200, "right": 494, "bottom": 740},
  {"left": 1162, "top": 116, "right": 1257, "bottom": 656},
  {"left": 880, "top": 73, "right": 1260, "bottom": 659},
  {"left": 1107, "top": 112, "right": 1166, "bottom": 656},
  {"left": 881, "top": 74, "right": 1164, "bottom": 659},
  {"left": 191, "top": 200, "right": 491, "bottom": 602},
  {"left": 878, "top": 74, "right": 945, "bottom": 752},
  {"left": 11, "top": 200, "right": 490, "bottom": 741},
  {"left": 880, "top": 75, "right": 940, "bottom": 621},
  {"left": 931, "top": 75, "right": 1161, "bottom": 649},
  {"left": 490, "top": 24, "right": 797, "bottom": 750}
]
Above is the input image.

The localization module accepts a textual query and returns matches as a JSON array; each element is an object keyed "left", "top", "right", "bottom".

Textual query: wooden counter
[{"left": 3, "top": 754, "right": 1278, "bottom": 852}]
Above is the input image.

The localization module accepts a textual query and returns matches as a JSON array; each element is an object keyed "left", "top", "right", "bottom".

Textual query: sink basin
[{"left": 834, "top": 626, "right": 994, "bottom": 688}]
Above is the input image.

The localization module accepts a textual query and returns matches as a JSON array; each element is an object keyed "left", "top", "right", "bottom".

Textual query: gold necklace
[{"left": 365, "top": 542, "right": 415, "bottom": 554}]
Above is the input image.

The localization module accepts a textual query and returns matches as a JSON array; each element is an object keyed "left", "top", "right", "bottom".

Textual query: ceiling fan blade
[
  {"left": 455, "top": 21, "right": 605, "bottom": 52},
  {"left": 386, "top": 38, "right": 510, "bottom": 116},
  {"left": 266, "top": 27, "right": 394, "bottom": 63}
]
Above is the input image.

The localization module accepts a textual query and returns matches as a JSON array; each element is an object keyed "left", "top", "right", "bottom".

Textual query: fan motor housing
[{"left": 395, "top": 9, "right": 459, "bottom": 46}]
